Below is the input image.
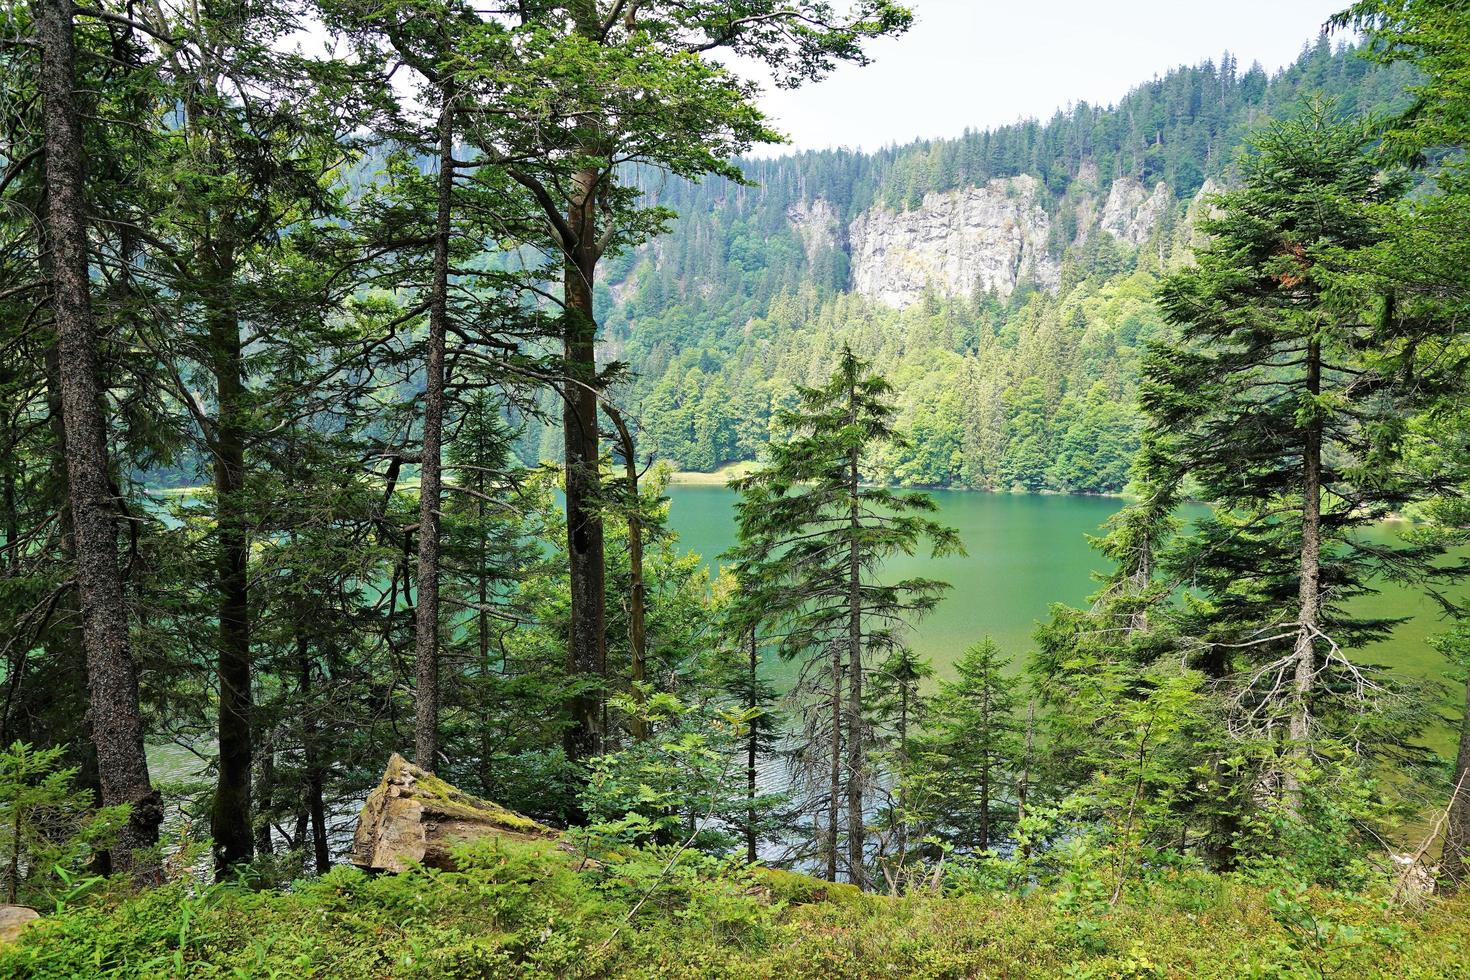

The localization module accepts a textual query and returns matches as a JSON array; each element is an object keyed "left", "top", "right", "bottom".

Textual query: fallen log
[{"left": 350, "top": 753, "right": 563, "bottom": 873}]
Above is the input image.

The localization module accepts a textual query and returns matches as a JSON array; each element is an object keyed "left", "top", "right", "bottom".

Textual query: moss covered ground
[{"left": 2, "top": 836, "right": 1468, "bottom": 978}]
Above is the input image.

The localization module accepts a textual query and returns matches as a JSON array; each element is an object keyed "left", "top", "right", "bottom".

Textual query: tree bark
[
  {"left": 827, "top": 640, "right": 841, "bottom": 883},
  {"left": 562, "top": 163, "right": 607, "bottom": 766},
  {"left": 747, "top": 629, "right": 759, "bottom": 864},
  {"left": 253, "top": 737, "right": 275, "bottom": 856},
  {"left": 42, "top": 329, "right": 105, "bottom": 823},
  {"left": 846, "top": 399, "right": 865, "bottom": 888},
  {"left": 604, "top": 405, "right": 646, "bottom": 741},
  {"left": 298, "top": 632, "right": 330, "bottom": 873},
  {"left": 34, "top": 0, "right": 160, "bottom": 872},
  {"left": 1440, "top": 675, "right": 1470, "bottom": 890},
  {"left": 209, "top": 242, "right": 254, "bottom": 875},
  {"left": 979, "top": 684, "right": 991, "bottom": 850},
  {"left": 895, "top": 677, "right": 909, "bottom": 867},
  {"left": 1016, "top": 699, "right": 1034, "bottom": 845},
  {"left": 1284, "top": 338, "right": 1322, "bottom": 816},
  {"left": 414, "top": 90, "right": 454, "bottom": 771}
]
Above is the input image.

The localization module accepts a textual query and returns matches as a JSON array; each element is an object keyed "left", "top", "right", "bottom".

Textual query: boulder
[
  {"left": 349, "top": 755, "right": 859, "bottom": 907},
  {"left": 350, "top": 754, "right": 562, "bottom": 873},
  {"left": 0, "top": 905, "right": 39, "bottom": 945}
]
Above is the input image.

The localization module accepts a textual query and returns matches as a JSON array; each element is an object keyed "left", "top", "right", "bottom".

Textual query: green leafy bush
[
  {"left": 0, "top": 742, "right": 129, "bottom": 906},
  {"left": 2, "top": 835, "right": 1468, "bottom": 978}
]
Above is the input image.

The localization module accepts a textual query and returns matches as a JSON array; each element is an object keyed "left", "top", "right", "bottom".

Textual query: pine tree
[
  {"left": 1143, "top": 101, "right": 1450, "bottom": 816},
  {"left": 729, "top": 346, "right": 959, "bottom": 887},
  {"left": 913, "top": 638, "right": 1021, "bottom": 854}
]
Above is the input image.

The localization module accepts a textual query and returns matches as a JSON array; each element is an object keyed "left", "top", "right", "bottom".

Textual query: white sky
[{"left": 743, "top": 0, "right": 1351, "bottom": 155}]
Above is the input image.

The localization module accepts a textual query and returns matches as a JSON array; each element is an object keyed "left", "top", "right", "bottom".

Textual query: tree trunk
[
  {"left": 209, "top": 244, "right": 253, "bottom": 876},
  {"left": 298, "top": 632, "right": 330, "bottom": 873},
  {"left": 979, "top": 685, "right": 991, "bottom": 850},
  {"left": 414, "top": 90, "right": 454, "bottom": 771},
  {"left": 747, "top": 629, "right": 759, "bottom": 864},
  {"left": 34, "top": 0, "right": 160, "bottom": 872},
  {"left": 253, "top": 738, "right": 275, "bottom": 856},
  {"left": 1016, "top": 699, "right": 1034, "bottom": 852},
  {"left": 1284, "top": 338, "right": 1322, "bottom": 816},
  {"left": 562, "top": 163, "right": 607, "bottom": 767},
  {"left": 1, "top": 463, "right": 15, "bottom": 572},
  {"left": 827, "top": 640, "right": 841, "bottom": 883},
  {"left": 1440, "top": 675, "right": 1470, "bottom": 890},
  {"left": 476, "top": 465, "right": 495, "bottom": 799},
  {"left": 846, "top": 412, "right": 865, "bottom": 888},
  {"left": 895, "top": 680, "right": 909, "bottom": 867},
  {"left": 604, "top": 405, "right": 646, "bottom": 741},
  {"left": 42, "top": 336, "right": 105, "bottom": 823}
]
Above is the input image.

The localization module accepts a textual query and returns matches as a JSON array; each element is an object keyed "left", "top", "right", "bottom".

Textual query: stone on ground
[{"left": 350, "top": 753, "right": 561, "bottom": 873}]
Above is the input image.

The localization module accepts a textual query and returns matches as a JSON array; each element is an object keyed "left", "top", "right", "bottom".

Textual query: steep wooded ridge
[{"left": 528, "top": 38, "right": 1415, "bottom": 492}]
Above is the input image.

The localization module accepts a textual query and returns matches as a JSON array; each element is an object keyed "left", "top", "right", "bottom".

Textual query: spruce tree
[
  {"left": 729, "top": 346, "right": 959, "bottom": 887},
  {"left": 1332, "top": 0, "right": 1470, "bottom": 889},
  {"left": 30, "top": 0, "right": 162, "bottom": 872},
  {"left": 1142, "top": 101, "right": 1450, "bottom": 815},
  {"left": 913, "top": 637, "right": 1021, "bottom": 855},
  {"left": 868, "top": 644, "right": 932, "bottom": 880}
]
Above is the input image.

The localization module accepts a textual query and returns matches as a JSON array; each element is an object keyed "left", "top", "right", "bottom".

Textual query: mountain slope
[{"left": 517, "top": 37, "right": 1415, "bottom": 493}]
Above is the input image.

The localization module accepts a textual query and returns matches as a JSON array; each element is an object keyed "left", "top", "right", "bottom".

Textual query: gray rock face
[
  {"left": 787, "top": 198, "right": 842, "bottom": 263},
  {"left": 780, "top": 166, "right": 1192, "bottom": 311},
  {"left": 847, "top": 175, "right": 1058, "bottom": 309},
  {"left": 1100, "top": 177, "right": 1171, "bottom": 246}
]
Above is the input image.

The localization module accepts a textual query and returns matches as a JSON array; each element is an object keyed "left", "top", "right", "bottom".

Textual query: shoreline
[{"left": 664, "top": 461, "right": 1131, "bottom": 499}]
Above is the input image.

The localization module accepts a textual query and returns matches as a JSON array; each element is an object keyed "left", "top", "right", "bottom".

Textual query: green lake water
[{"left": 662, "top": 485, "right": 1462, "bottom": 703}]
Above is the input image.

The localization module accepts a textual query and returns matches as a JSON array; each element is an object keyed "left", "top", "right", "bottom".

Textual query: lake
[{"left": 662, "top": 485, "right": 1462, "bottom": 701}]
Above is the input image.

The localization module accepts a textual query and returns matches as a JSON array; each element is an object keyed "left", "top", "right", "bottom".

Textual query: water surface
[{"left": 664, "top": 485, "right": 1462, "bottom": 698}]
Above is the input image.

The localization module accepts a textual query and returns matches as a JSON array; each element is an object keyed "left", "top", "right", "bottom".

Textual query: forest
[
  {"left": 1, "top": 0, "right": 1469, "bottom": 977},
  {"left": 578, "top": 35, "right": 1422, "bottom": 492}
]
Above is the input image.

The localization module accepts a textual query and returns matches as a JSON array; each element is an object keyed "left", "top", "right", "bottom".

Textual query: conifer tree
[
  {"left": 120, "top": 0, "right": 380, "bottom": 873},
  {"left": 729, "top": 346, "right": 958, "bottom": 887},
  {"left": 1331, "top": 0, "right": 1470, "bottom": 887},
  {"left": 913, "top": 637, "right": 1021, "bottom": 854},
  {"left": 1142, "top": 101, "right": 1451, "bottom": 814},
  {"left": 445, "top": 1, "right": 913, "bottom": 764},
  {"left": 869, "top": 644, "right": 931, "bottom": 875},
  {"left": 30, "top": 0, "right": 162, "bottom": 872}
]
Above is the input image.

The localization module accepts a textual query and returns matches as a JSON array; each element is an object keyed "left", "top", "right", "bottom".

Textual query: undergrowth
[{"left": 1, "top": 836, "right": 1468, "bottom": 978}]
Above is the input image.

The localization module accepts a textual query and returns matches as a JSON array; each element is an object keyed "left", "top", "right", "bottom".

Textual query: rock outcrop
[
  {"left": 815, "top": 170, "right": 1184, "bottom": 311},
  {"left": 350, "top": 755, "right": 866, "bottom": 907},
  {"left": 847, "top": 175, "right": 1058, "bottom": 309},
  {"left": 351, "top": 754, "right": 563, "bottom": 873},
  {"left": 787, "top": 198, "right": 842, "bottom": 263},
  {"left": 0, "top": 906, "right": 38, "bottom": 945},
  {"left": 1100, "top": 177, "right": 1171, "bottom": 246}
]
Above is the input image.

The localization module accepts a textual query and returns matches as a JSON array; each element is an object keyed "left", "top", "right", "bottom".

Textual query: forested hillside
[
  {"left": 547, "top": 38, "right": 1418, "bottom": 492},
  {"left": 5, "top": 0, "right": 1470, "bottom": 975}
]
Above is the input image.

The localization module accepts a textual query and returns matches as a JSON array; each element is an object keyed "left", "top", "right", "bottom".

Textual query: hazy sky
[{"left": 743, "top": 0, "right": 1351, "bottom": 155}]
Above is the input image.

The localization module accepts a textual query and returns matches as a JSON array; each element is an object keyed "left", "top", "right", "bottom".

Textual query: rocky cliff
[
  {"left": 846, "top": 175, "right": 1058, "bottom": 308},
  {"left": 797, "top": 171, "right": 1184, "bottom": 310},
  {"left": 1099, "top": 178, "right": 1172, "bottom": 246}
]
